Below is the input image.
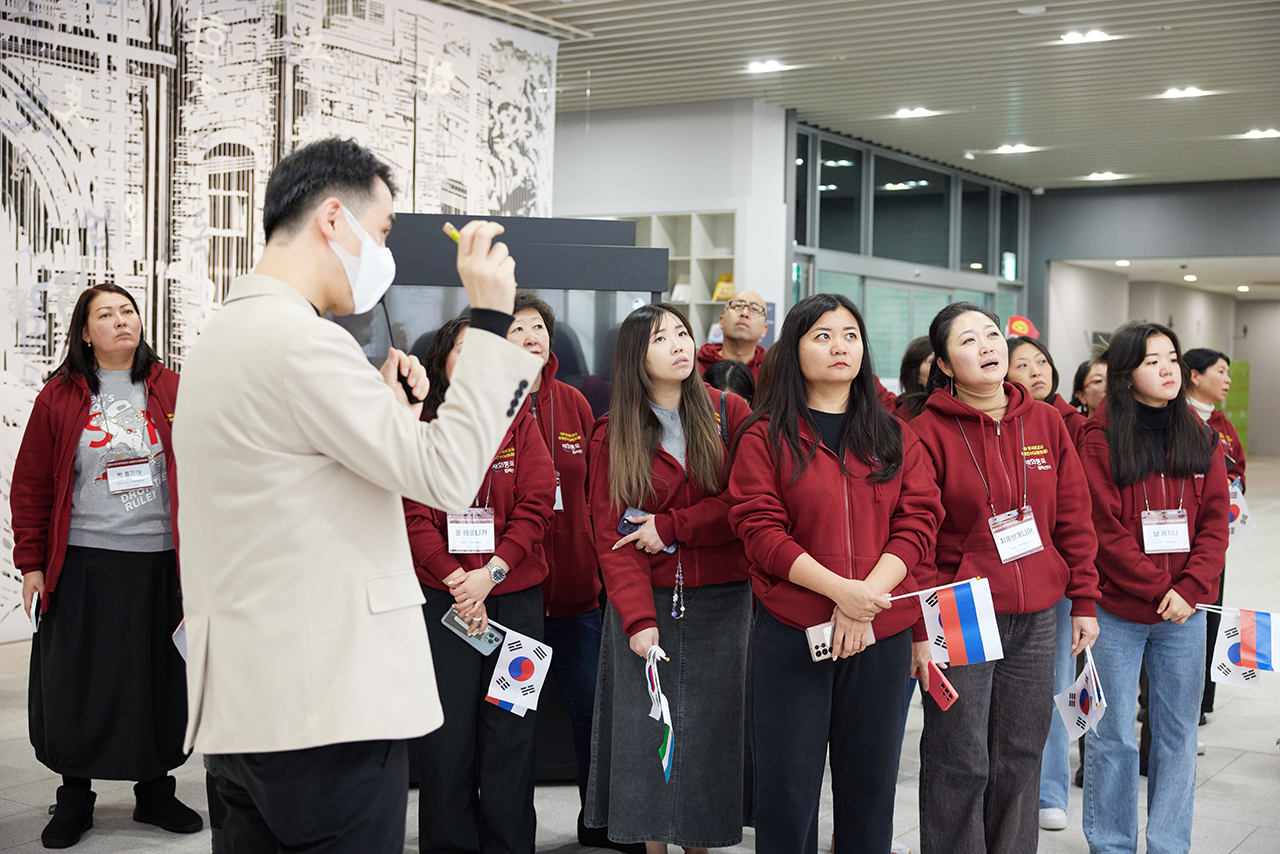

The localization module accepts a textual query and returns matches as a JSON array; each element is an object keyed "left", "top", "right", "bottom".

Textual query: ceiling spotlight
[
  {"left": 1016, "top": 6, "right": 1047, "bottom": 14},
  {"left": 1244, "top": 129, "right": 1280, "bottom": 138},
  {"left": 895, "top": 107, "right": 942, "bottom": 118},
  {"left": 963, "top": 150, "right": 977, "bottom": 160},
  {"left": 1160, "top": 87, "right": 1208, "bottom": 98},
  {"left": 970, "top": 262, "right": 984, "bottom": 269},
  {"left": 995, "top": 144, "right": 1039, "bottom": 154},
  {"left": 1183, "top": 274, "right": 1197, "bottom": 282},
  {"left": 819, "top": 184, "right": 837, "bottom": 191},
  {"left": 796, "top": 158, "right": 804, "bottom": 165},
  {"left": 747, "top": 60, "right": 791, "bottom": 73},
  {"left": 823, "top": 159, "right": 855, "bottom": 167},
  {"left": 1238, "top": 285, "right": 1251, "bottom": 292},
  {"left": 1115, "top": 260, "right": 1131, "bottom": 267},
  {"left": 1061, "top": 30, "right": 1114, "bottom": 43},
  {"left": 1085, "top": 171, "right": 1124, "bottom": 180},
  {"left": 883, "top": 181, "right": 929, "bottom": 191}
]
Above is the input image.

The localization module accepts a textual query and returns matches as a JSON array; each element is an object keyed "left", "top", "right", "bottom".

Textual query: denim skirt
[{"left": 585, "top": 579, "right": 752, "bottom": 847}]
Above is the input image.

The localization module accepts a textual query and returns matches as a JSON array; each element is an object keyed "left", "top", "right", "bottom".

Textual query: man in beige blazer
[{"left": 173, "top": 138, "right": 541, "bottom": 853}]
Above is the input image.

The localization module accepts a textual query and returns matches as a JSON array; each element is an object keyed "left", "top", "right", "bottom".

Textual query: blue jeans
[
  {"left": 1083, "top": 607, "right": 1205, "bottom": 854},
  {"left": 1039, "top": 597, "right": 1074, "bottom": 810},
  {"left": 544, "top": 609, "right": 603, "bottom": 797}
]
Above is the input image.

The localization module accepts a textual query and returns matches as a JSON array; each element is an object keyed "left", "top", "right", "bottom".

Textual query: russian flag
[
  {"left": 922, "top": 578, "right": 1005, "bottom": 666},
  {"left": 1234, "top": 610, "right": 1274, "bottom": 672}
]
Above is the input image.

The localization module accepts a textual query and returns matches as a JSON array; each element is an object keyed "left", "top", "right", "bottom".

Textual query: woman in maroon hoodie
[
  {"left": 727, "top": 293, "right": 942, "bottom": 853},
  {"left": 909, "top": 303, "right": 1099, "bottom": 854},
  {"left": 404, "top": 314, "right": 555, "bottom": 854},
  {"left": 1078, "top": 324, "right": 1228, "bottom": 854},
  {"left": 585, "top": 303, "right": 752, "bottom": 854},
  {"left": 1006, "top": 336, "right": 1087, "bottom": 446}
]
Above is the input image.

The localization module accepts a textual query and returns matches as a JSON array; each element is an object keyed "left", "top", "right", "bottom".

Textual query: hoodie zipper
[{"left": 992, "top": 418, "right": 1028, "bottom": 612}]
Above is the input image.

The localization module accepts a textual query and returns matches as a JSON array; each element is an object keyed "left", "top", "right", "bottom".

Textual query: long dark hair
[
  {"left": 52, "top": 284, "right": 160, "bottom": 395},
  {"left": 925, "top": 301, "right": 1002, "bottom": 391},
  {"left": 420, "top": 315, "right": 470, "bottom": 420},
  {"left": 702, "top": 359, "right": 756, "bottom": 407},
  {"left": 607, "top": 303, "right": 724, "bottom": 509},
  {"left": 741, "top": 293, "right": 902, "bottom": 484},
  {"left": 896, "top": 334, "right": 933, "bottom": 418},
  {"left": 1006, "top": 335, "right": 1060, "bottom": 398},
  {"left": 1104, "top": 322, "right": 1213, "bottom": 486}
]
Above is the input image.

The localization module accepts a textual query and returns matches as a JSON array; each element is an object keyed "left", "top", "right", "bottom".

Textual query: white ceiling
[
  {"left": 500, "top": 0, "right": 1280, "bottom": 189},
  {"left": 1068, "top": 256, "right": 1280, "bottom": 300}
]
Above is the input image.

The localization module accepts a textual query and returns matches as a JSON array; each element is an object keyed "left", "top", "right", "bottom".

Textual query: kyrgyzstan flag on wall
[
  {"left": 1006, "top": 316, "right": 1039, "bottom": 338},
  {"left": 921, "top": 578, "right": 1005, "bottom": 666}
]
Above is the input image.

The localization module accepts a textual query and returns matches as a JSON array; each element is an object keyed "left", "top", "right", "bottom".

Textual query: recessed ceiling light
[
  {"left": 1183, "top": 274, "right": 1197, "bottom": 282},
  {"left": 895, "top": 107, "right": 942, "bottom": 118},
  {"left": 1160, "top": 87, "right": 1208, "bottom": 98},
  {"left": 747, "top": 60, "right": 793, "bottom": 73},
  {"left": 1016, "top": 6, "right": 1047, "bottom": 15},
  {"left": 963, "top": 150, "right": 977, "bottom": 160},
  {"left": 1061, "top": 30, "right": 1116, "bottom": 43},
  {"left": 1084, "top": 171, "right": 1125, "bottom": 180},
  {"left": 969, "top": 262, "right": 984, "bottom": 269},
  {"left": 994, "top": 144, "right": 1040, "bottom": 154},
  {"left": 883, "top": 181, "right": 929, "bottom": 191},
  {"left": 823, "top": 159, "right": 855, "bottom": 167},
  {"left": 1115, "top": 260, "right": 1131, "bottom": 267},
  {"left": 1243, "top": 129, "right": 1280, "bottom": 138},
  {"left": 796, "top": 158, "right": 804, "bottom": 165},
  {"left": 1238, "top": 285, "right": 1251, "bottom": 292},
  {"left": 819, "top": 184, "right": 837, "bottom": 191}
]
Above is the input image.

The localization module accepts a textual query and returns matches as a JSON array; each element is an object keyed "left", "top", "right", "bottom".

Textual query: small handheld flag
[
  {"left": 1228, "top": 480, "right": 1257, "bottom": 548},
  {"left": 1054, "top": 646, "right": 1107, "bottom": 739},
  {"left": 920, "top": 578, "right": 1005, "bottom": 666},
  {"left": 1208, "top": 610, "right": 1264, "bottom": 689},
  {"left": 486, "top": 621, "right": 553, "bottom": 711},
  {"left": 645, "top": 645, "right": 674, "bottom": 783}
]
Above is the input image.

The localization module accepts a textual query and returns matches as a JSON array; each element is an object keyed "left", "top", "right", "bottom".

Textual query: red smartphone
[{"left": 927, "top": 660, "right": 959, "bottom": 711}]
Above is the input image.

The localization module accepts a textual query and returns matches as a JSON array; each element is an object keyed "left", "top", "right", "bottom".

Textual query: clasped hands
[
  {"left": 826, "top": 577, "right": 891, "bottom": 660},
  {"left": 444, "top": 557, "right": 510, "bottom": 635}
]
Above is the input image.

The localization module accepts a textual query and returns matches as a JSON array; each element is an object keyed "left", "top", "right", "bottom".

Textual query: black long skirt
[{"left": 29, "top": 545, "right": 189, "bottom": 780}]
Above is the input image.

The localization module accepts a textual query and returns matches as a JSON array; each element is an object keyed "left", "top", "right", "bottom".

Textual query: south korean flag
[
  {"left": 1210, "top": 612, "right": 1262, "bottom": 690},
  {"left": 486, "top": 621, "right": 554, "bottom": 711},
  {"left": 1054, "top": 646, "right": 1107, "bottom": 739}
]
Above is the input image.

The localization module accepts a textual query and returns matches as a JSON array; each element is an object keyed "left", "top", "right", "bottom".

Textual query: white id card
[
  {"left": 553, "top": 471, "right": 563, "bottom": 512},
  {"left": 105, "top": 456, "right": 154, "bottom": 494},
  {"left": 1141, "top": 509, "right": 1190, "bottom": 554},
  {"left": 988, "top": 505, "right": 1044, "bottom": 563},
  {"left": 447, "top": 508, "right": 496, "bottom": 554}
]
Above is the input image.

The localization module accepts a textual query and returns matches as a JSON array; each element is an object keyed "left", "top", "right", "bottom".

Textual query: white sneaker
[
  {"left": 891, "top": 842, "right": 911, "bottom": 854},
  {"left": 1039, "top": 808, "right": 1068, "bottom": 830},
  {"left": 1197, "top": 740, "right": 1206, "bottom": 755}
]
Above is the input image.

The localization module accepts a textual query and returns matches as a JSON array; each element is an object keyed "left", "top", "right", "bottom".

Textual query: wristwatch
[{"left": 486, "top": 561, "right": 507, "bottom": 585}]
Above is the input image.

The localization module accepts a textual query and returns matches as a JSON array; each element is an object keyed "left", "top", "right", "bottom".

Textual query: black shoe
[
  {"left": 1073, "top": 765, "right": 1084, "bottom": 788},
  {"left": 42, "top": 786, "right": 95, "bottom": 849},
  {"left": 1139, "top": 762, "right": 1148, "bottom": 778},
  {"left": 1200, "top": 713, "right": 1208, "bottom": 726},
  {"left": 133, "top": 776, "right": 203, "bottom": 834},
  {"left": 577, "top": 810, "right": 646, "bottom": 853},
  {"left": 1136, "top": 707, "right": 1148, "bottom": 723}
]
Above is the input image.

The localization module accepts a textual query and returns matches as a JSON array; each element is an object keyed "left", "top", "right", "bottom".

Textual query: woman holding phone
[
  {"left": 404, "top": 314, "right": 556, "bottom": 854},
  {"left": 585, "top": 303, "right": 752, "bottom": 853},
  {"left": 909, "top": 303, "right": 1099, "bottom": 854},
  {"left": 1078, "top": 323, "right": 1228, "bottom": 854},
  {"left": 728, "top": 293, "right": 942, "bottom": 853}
]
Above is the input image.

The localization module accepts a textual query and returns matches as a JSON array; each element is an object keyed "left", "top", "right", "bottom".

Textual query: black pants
[
  {"left": 209, "top": 740, "right": 408, "bottom": 854},
  {"left": 751, "top": 608, "right": 912, "bottom": 854},
  {"left": 415, "top": 584, "right": 543, "bottom": 854},
  {"left": 1202, "top": 563, "right": 1226, "bottom": 713}
]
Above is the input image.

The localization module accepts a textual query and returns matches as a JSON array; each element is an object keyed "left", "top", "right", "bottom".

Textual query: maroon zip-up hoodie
[
  {"left": 727, "top": 415, "right": 942, "bottom": 639},
  {"left": 1048, "top": 392, "right": 1088, "bottom": 448},
  {"left": 910, "top": 382, "right": 1100, "bottom": 617},
  {"left": 1079, "top": 410, "right": 1229, "bottom": 624},
  {"left": 1204, "top": 408, "right": 1246, "bottom": 490},
  {"left": 404, "top": 404, "right": 554, "bottom": 594},
  {"left": 12, "top": 364, "right": 180, "bottom": 611},
  {"left": 588, "top": 386, "right": 752, "bottom": 636},
  {"left": 529, "top": 353, "right": 602, "bottom": 618}
]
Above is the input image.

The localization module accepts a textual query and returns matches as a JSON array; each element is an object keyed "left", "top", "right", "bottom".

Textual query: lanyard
[
  {"left": 533, "top": 386, "right": 555, "bottom": 463},
  {"left": 955, "top": 415, "right": 1028, "bottom": 517},
  {"left": 1141, "top": 472, "right": 1185, "bottom": 512},
  {"left": 473, "top": 462, "right": 496, "bottom": 510}
]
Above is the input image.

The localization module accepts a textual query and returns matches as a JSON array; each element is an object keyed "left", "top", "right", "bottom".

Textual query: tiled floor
[{"left": 3, "top": 461, "right": 1279, "bottom": 852}]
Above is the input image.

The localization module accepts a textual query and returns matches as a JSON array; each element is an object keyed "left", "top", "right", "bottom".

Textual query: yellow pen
[{"left": 442, "top": 221, "right": 460, "bottom": 243}]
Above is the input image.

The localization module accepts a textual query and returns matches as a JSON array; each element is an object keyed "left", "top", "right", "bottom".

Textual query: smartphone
[
  {"left": 441, "top": 605, "right": 504, "bottom": 656},
  {"left": 804, "top": 619, "right": 876, "bottom": 662},
  {"left": 927, "top": 660, "right": 959, "bottom": 711},
  {"left": 618, "top": 507, "right": 678, "bottom": 553}
]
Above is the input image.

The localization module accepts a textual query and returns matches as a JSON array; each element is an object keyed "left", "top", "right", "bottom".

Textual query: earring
[{"left": 950, "top": 377, "right": 955, "bottom": 395}]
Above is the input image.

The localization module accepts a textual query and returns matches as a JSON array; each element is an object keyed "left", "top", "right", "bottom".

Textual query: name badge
[
  {"left": 553, "top": 471, "right": 563, "bottom": 512},
  {"left": 1141, "top": 509, "right": 1190, "bottom": 554},
  {"left": 988, "top": 505, "right": 1044, "bottom": 564},
  {"left": 105, "top": 456, "right": 154, "bottom": 494},
  {"left": 447, "top": 508, "right": 496, "bottom": 554}
]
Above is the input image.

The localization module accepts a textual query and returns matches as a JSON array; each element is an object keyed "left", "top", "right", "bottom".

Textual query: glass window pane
[
  {"left": 999, "top": 191, "right": 1020, "bottom": 281},
  {"left": 816, "top": 269, "right": 861, "bottom": 303},
  {"left": 872, "top": 156, "right": 951, "bottom": 267},
  {"left": 795, "top": 132, "right": 811, "bottom": 246},
  {"left": 864, "top": 284, "right": 912, "bottom": 378},
  {"left": 998, "top": 289, "right": 1019, "bottom": 324},
  {"left": 818, "top": 141, "right": 862, "bottom": 253},
  {"left": 960, "top": 181, "right": 991, "bottom": 272},
  {"left": 912, "top": 288, "right": 950, "bottom": 339},
  {"left": 951, "top": 288, "right": 993, "bottom": 310}
]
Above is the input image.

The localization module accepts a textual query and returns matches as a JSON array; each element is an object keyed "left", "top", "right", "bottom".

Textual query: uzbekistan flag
[
  {"left": 1231, "top": 609, "right": 1275, "bottom": 672},
  {"left": 645, "top": 646, "right": 674, "bottom": 782},
  {"left": 921, "top": 577, "right": 1005, "bottom": 666}
]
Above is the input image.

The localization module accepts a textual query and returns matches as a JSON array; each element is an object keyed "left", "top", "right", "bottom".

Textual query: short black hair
[
  {"left": 1183, "top": 347, "right": 1229, "bottom": 373},
  {"left": 512, "top": 292, "right": 556, "bottom": 342},
  {"left": 262, "top": 138, "right": 398, "bottom": 242}
]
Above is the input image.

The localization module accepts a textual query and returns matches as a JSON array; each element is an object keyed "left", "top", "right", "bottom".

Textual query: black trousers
[
  {"left": 751, "top": 608, "right": 912, "bottom": 854},
  {"left": 414, "top": 584, "right": 543, "bottom": 854},
  {"left": 209, "top": 739, "right": 408, "bottom": 854}
]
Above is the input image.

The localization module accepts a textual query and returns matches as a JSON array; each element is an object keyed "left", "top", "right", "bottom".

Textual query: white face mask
[{"left": 328, "top": 204, "right": 396, "bottom": 314}]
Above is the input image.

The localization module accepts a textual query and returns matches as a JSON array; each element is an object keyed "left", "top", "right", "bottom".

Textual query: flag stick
[
  {"left": 888, "top": 577, "right": 983, "bottom": 602},
  {"left": 1195, "top": 604, "right": 1240, "bottom": 614}
]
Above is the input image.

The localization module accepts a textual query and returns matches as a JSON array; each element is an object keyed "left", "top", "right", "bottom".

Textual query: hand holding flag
[
  {"left": 917, "top": 578, "right": 1005, "bottom": 666},
  {"left": 1054, "top": 646, "right": 1107, "bottom": 739}
]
